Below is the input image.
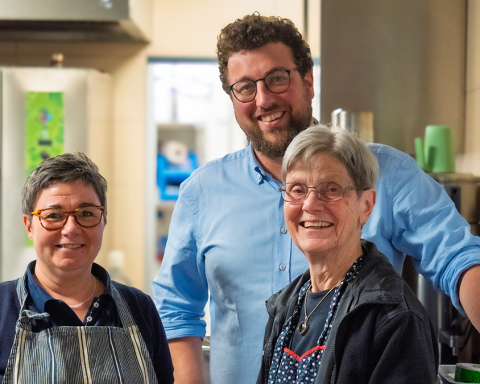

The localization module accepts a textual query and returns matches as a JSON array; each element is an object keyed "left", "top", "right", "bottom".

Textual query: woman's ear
[
  {"left": 361, "top": 189, "right": 376, "bottom": 223},
  {"left": 23, "top": 215, "right": 34, "bottom": 240}
]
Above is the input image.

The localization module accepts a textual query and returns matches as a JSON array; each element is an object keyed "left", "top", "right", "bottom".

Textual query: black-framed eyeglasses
[
  {"left": 279, "top": 182, "right": 367, "bottom": 203},
  {"left": 229, "top": 68, "right": 297, "bottom": 103},
  {"left": 31, "top": 205, "right": 105, "bottom": 230}
]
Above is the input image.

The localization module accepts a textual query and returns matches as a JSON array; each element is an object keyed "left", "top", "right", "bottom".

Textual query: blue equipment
[{"left": 157, "top": 151, "right": 198, "bottom": 200}]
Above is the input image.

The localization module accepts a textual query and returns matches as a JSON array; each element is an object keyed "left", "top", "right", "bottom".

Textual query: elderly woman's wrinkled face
[
  {"left": 23, "top": 181, "right": 105, "bottom": 276},
  {"left": 284, "top": 153, "right": 375, "bottom": 260}
]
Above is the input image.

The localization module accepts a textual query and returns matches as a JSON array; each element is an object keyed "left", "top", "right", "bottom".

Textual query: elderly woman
[
  {"left": 257, "top": 125, "right": 438, "bottom": 384},
  {"left": 0, "top": 153, "right": 174, "bottom": 383}
]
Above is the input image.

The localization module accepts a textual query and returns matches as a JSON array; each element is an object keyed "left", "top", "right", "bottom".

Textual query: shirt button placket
[{"left": 279, "top": 227, "right": 288, "bottom": 272}]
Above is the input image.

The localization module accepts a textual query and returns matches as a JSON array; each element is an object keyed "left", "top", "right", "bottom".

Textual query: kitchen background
[
  {"left": 0, "top": 0, "right": 320, "bottom": 289},
  {"left": 1, "top": 1, "right": 480, "bottom": 361}
]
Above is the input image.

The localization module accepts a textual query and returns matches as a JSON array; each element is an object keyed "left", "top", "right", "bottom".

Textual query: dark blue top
[
  {"left": 0, "top": 262, "right": 174, "bottom": 383},
  {"left": 289, "top": 288, "right": 332, "bottom": 356}
]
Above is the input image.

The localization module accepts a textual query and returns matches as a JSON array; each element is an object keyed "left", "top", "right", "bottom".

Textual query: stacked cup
[{"left": 414, "top": 125, "right": 455, "bottom": 173}]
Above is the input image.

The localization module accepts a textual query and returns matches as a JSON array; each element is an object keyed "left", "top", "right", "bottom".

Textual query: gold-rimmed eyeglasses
[
  {"left": 279, "top": 182, "right": 367, "bottom": 203},
  {"left": 31, "top": 205, "right": 105, "bottom": 230},
  {"left": 229, "top": 68, "right": 298, "bottom": 103}
]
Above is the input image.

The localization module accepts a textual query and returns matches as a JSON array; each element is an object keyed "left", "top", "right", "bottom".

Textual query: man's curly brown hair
[{"left": 216, "top": 13, "right": 313, "bottom": 94}]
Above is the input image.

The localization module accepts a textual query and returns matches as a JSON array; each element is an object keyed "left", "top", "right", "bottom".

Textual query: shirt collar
[
  {"left": 248, "top": 143, "right": 269, "bottom": 185},
  {"left": 26, "top": 260, "right": 113, "bottom": 312}
]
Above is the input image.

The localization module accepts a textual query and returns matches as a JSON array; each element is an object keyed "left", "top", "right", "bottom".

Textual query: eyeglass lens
[
  {"left": 231, "top": 70, "right": 291, "bottom": 102},
  {"left": 282, "top": 182, "right": 346, "bottom": 202},
  {"left": 38, "top": 207, "right": 103, "bottom": 229}
]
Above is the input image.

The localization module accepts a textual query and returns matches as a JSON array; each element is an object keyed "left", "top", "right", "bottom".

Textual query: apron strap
[
  {"left": 111, "top": 284, "right": 137, "bottom": 328},
  {"left": 15, "top": 274, "right": 29, "bottom": 310}
]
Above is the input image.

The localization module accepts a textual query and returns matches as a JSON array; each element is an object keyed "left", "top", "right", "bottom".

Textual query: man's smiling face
[{"left": 227, "top": 42, "right": 314, "bottom": 159}]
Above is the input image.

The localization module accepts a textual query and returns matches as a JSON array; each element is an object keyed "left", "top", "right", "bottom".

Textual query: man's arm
[
  {"left": 168, "top": 337, "right": 206, "bottom": 384},
  {"left": 369, "top": 145, "right": 480, "bottom": 321},
  {"left": 152, "top": 179, "right": 210, "bottom": 377},
  {"left": 459, "top": 265, "right": 480, "bottom": 331}
]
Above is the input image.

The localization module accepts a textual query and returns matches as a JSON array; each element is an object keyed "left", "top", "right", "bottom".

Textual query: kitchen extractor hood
[{"left": 0, "top": 0, "right": 151, "bottom": 43}]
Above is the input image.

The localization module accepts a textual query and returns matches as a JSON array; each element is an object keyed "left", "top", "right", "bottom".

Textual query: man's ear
[
  {"left": 23, "top": 215, "right": 34, "bottom": 240},
  {"left": 303, "top": 69, "right": 314, "bottom": 100}
]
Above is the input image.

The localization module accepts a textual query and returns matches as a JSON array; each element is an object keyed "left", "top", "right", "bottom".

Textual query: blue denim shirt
[{"left": 153, "top": 142, "right": 480, "bottom": 384}]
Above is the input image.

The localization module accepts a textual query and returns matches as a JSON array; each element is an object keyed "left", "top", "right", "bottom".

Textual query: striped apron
[{"left": 3, "top": 276, "right": 158, "bottom": 384}]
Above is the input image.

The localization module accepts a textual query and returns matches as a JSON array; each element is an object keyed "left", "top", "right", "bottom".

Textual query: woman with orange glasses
[{"left": 0, "top": 153, "right": 173, "bottom": 384}]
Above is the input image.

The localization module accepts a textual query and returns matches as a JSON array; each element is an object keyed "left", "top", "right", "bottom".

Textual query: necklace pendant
[{"left": 297, "top": 320, "right": 309, "bottom": 335}]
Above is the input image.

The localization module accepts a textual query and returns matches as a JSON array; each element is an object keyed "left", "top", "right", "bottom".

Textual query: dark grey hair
[
  {"left": 22, "top": 152, "right": 107, "bottom": 220},
  {"left": 282, "top": 124, "right": 379, "bottom": 194}
]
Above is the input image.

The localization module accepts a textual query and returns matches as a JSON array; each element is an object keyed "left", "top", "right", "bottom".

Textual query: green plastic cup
[{"left": 424, "top": 125, "right": 455, "bottom": 173}]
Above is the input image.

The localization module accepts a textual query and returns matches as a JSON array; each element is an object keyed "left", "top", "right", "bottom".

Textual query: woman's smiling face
[
  {"left": 23, "top": 181, "right": 105, "bottom": 277},
  {"left": 284, "top": 152, "right": 375, "bottom": 261}
]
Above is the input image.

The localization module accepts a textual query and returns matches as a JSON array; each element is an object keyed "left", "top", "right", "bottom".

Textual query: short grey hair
[
  {"left": 282, "top": 124, "right": 379, "bottom": 194},
  {"left": 22, "top": 152, "right": 107, "bottom": 220}
]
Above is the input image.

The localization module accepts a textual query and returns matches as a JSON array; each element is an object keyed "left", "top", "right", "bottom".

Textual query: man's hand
[{"left": 168, "top": 336, "right": 207, "bottom": 384}]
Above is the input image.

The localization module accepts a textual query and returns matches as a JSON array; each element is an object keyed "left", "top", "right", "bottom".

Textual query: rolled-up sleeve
[
  {"left": 384, "top": 150, "right": 480, "bottom": 314},
  {"left": 152, "top": 179, "right": 209, "bottom": 340}
]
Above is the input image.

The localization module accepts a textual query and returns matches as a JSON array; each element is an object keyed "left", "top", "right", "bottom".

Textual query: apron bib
[{"left": 3, "top": 276, "right": 158, "bottom": 384}]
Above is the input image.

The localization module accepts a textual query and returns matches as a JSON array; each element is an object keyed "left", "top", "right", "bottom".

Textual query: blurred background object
[
  {"left": 0, "top": 67, "right": 112, "bottom": 282},
  {"left": 331, "top": 109, "right": 374, "bottom": 143}
]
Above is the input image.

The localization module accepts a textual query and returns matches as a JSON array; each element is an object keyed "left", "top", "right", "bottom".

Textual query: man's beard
[{"left": 246, "top": 104, "right": 313, "bottom": 160}]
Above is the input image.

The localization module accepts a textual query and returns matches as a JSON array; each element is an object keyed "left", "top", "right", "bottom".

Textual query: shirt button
[
  {"left": 86, "top": 316, "right": 93, "bottom": 322},
  {"left": 257, "top": 174, "right": 262, "bottom": 180},
  {"left": 93, "top": 302, "right": 99, "bottom": 308},
  {"left": 280, "top": 227, "right": 287, "bottom": 234},
  {"left": 279, "top": 264, "right": 286, "bottom": 271}
]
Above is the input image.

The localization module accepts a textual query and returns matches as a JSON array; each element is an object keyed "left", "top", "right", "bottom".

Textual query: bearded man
[{"left": 153, "top": 14, "right": 480, "bottom": 384}]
